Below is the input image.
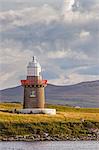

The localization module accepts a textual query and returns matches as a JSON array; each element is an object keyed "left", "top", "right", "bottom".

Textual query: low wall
[{"left": 16, "top": 108, "right": 56, "bottom": 115}]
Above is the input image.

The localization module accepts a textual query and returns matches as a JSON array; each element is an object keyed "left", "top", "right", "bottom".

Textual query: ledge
[{"left": 15, "top": 108, "right": 56, "bottom": 115}]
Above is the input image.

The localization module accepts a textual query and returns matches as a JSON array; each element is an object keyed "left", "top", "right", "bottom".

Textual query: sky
[{"left": 0, "top": 0, "right": 99, "bottom": 89}]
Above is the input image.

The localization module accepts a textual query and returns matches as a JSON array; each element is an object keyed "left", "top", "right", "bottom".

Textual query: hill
[{"left": 0, "top": 80, "right": 99, "bottom": 108}]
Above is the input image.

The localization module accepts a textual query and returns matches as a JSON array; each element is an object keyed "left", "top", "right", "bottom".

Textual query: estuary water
[{"left": 0, "top": 141, "right": 99, "bottom": 150}]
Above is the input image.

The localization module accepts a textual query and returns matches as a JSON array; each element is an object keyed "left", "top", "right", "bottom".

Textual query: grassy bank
[{"left": 0, "top": 103, "right": 99, "bottom": 141}]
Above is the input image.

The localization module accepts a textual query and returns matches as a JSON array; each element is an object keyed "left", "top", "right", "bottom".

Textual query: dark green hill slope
[{"left": 0, "top": 80, "right": 99, "bottom": 108}]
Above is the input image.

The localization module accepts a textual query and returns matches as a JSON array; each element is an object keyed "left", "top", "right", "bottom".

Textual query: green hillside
[
  {"left": 1, "top": 80, "right": 99, "bottom": 108},
  {"left": 0, "top": 103, "right": 99, "bottom": 141}
]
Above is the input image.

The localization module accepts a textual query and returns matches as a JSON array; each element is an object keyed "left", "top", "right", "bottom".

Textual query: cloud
[
  {"left": 0, "top": 5, "right": 59, "bottom": 32},
  {"left": 79, "top": 30, "right": 90, "bottom": 39},
  {"left": 48, "top": 72, "right": 99, "bottom": 86},
  {"left": 77, "top": 65, "right": 99, "bottom": 76},
  {"left": 66, "top": 73, "right": 99, "bottom": 85},
  {"left": 0, "top": 41, "right": 34, "bottom": 89},
  {"left": 47, "top": 49, "right": 89, "bottom": 60},
  {"left": 62, "top": 0, "right": 99, "bottom": 23},
  {"left": 63, "top": 0, "right": 75, "bottom": 11},
  {"left": 0, "top": 0, "right": 99, "bottom": 89}
]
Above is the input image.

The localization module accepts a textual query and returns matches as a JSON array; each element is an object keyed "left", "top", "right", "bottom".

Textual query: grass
[
  {"left": 0, "top": 103, "right": 22, "bottom": 110},
  {"left": 0, "top": 103, "right": 99, "bottom": 123},
  {"left": 0, "top": 102, "right": 99, "bottom": 140}
]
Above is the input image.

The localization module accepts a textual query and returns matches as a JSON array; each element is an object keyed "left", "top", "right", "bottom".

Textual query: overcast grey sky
[{"left": 0, "top": 0, "right": 99, "bottom": 89}]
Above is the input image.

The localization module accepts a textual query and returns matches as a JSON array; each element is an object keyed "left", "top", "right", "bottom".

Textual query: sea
[{"left": 0, "top": 141, "right": 99, "bottom": 150}]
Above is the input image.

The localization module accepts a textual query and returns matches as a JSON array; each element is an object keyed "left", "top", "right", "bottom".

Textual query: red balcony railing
[{"left": 21, "top": 80, "right": 47, "bottom": 85}]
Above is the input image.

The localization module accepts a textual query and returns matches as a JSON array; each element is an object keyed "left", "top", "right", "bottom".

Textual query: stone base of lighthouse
[
  {"left": 20, "top": 84, "right": 56, "bottom": 115},
  {"left": 15, "top": 108, "right": 56, "bottom": 115}
]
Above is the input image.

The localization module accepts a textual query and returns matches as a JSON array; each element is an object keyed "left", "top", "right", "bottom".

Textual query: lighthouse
[
  {"left": 21, "top": 56, "right": 47, "bottom": 109},
  {"left": 20, "top": 56, "right": 56, "bottom": 115}
]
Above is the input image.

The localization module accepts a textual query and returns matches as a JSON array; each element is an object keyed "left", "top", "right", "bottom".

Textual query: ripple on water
[{"left": 0, "top": 141, "right": 99, "bottom": 150}]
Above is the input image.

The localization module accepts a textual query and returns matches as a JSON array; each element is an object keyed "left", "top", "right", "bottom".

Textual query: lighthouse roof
[{"left": 27, "top": 56, "right": 41, "bottom": 68}]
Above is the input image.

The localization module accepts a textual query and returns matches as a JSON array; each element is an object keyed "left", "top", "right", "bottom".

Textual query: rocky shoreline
[
  {"left": 0, "top": 130, "right": 99, "bottom": 142},
  {"left": 0, "top": 121, "right": 99, "bottom": 142},
  {"left": 0, "top": 138, "right": 98, "bottom": 142}
]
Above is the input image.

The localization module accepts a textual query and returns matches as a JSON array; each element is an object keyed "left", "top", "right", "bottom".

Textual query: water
[{"left": 0, "top": 141, "right": 99, "bottom": 150}]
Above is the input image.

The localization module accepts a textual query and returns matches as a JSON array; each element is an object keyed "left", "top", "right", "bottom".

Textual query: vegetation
[{"left": 0, "top": 103, "right": 99, "bottom": 141}]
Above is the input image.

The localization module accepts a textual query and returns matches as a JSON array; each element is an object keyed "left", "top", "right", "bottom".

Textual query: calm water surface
[{"left": 0, "top": 141, "right": 99, "bottom": 150}]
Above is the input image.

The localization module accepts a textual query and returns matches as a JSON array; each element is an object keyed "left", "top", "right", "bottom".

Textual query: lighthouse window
[
  {"left": 39, "top": 72, "right": 41, "bottom": 76},
  {"left": 30, "top": 91, "right": 36, "bottom": 98}
]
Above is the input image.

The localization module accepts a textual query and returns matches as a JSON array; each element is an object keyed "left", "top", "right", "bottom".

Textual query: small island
[{"left": 0, "top": 103, "right": 99, "bottom": 141}]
